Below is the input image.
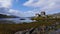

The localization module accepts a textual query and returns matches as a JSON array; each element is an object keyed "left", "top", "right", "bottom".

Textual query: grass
[
  {"left": 0, "top": 17, "right": 60, "bottom": 34},
  {"left": 0, "top": 23, "right": 38, "bottom": 34}
]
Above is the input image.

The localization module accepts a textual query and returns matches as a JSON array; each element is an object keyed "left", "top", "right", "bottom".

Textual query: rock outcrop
[{"left": 15, "top": 22, "right": 60, "bottom": 34}]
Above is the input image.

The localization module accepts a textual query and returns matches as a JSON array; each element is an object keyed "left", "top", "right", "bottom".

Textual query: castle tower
[
  {"left": 35, "top": 13, "right": 41, "bottom": 17},
  {"left": 41, "top": 11, "right": 46, "bottom": 17}
]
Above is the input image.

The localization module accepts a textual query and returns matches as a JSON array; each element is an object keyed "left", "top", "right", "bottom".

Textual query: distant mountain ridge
[
  {"left": 53, "top": 13, "right": 60, "bottom": 16},
  {"left": 50, "top": 13, "right": 60, "bottom": 17},
  {"left": 0, "top": 14, "right": 19, "bottom": 18}
]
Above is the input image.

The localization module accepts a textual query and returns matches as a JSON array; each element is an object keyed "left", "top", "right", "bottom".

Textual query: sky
[{"left": 0, "top": 0, "right": 60, "bottom": 17}]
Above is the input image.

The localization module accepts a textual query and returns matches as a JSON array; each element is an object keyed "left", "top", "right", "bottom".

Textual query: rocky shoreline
[{"left": 15, "top": 22, "right": 60, "bottom": 34}]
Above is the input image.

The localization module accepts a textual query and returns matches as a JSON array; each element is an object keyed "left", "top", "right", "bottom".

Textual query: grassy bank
[
  {"left": 0, "top": 22, "right": 39, "bottom": 34},
  {"left": 0, "top": 17, "right": 60, "bottom": 34},
  {"left": 0, "top": 20, "right": 60, "bottom": 34}
]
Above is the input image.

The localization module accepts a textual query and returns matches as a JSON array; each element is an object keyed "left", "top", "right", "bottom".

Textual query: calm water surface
[{"left": 0, "top": 18, "right": 33, "bottom": 23}]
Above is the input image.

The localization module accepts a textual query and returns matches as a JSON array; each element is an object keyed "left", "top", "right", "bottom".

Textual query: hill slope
[{"left": 0, "top": 14, "right": 19, "bottom": 18}]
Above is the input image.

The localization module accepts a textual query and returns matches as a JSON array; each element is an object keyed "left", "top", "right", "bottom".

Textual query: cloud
[
  {"left": 0, "top": 0, "right": 12, "bottom": 8},
  {"left": 8, "top": 9, "right": 40, "bottom": 17},
  {"left": 22, "top": 9, "right": 41, "bottom": 17},
  {"left": 0, "top": 7, "right": 9, "bottom": 14},
  {"left": 0, "top": 0, "right": 41, "bottom": 17},
  {"left": 0, "top": 0, "right": 12, "bottom": 16},
  {"left": 0, "top": 0, "right": 23, "bottom": 17},
  {"left": 23, "top": 11, "right": 36, "bottom": 17},
  {"left": 0, "top": 0, "right": 60, "bottom": 17},
  {"left": 8, "top": 9, "right": 37, "bottom": 17},
  {"left": 8, "top": 9, "right": 24, "bottom": 17},
  {"left": 0, "top": 0, "right": 24, "bottom": 17},
  {"left": 23, "top": 0, "right": 60, "bottom": 12}
]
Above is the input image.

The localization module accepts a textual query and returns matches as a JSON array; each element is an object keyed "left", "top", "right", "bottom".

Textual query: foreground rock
[
  {"left": 15, "top": 22, "right": 60, "bottom": 34},
  {"left": 15, "top": 26, "right": 60, "bottom": 34}
]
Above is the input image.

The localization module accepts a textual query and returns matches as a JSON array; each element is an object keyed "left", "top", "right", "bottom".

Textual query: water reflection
[{"left": 0, "top": 18, "right": 33, "bottom": 23}]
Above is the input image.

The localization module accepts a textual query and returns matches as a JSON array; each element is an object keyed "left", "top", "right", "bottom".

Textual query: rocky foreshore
[{"left": 15, "top": 22, "right": 60, "bottom": 34}]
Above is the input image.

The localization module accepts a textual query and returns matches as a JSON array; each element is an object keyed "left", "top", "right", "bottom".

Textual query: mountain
[
  {"left": 0, "top": 14, "right": 19, "bottom": 18},
  {"left": 48, "top": 12, "right": 60, "bottom": 18},
  {"left": 53, "top": 13, "right": 60, "bottom": 16},
  {"left": 50, "top": 13, "right": 60, "bottom": 17}
]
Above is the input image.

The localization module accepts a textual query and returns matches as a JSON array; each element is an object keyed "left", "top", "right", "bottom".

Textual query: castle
[{"left": 35, "top": 11, "right": 46, "bottom": 17}]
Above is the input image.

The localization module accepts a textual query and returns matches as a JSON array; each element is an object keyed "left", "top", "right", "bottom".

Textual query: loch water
[{"left": 0, "top": 18, "right": 33, "bottom": 24}]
